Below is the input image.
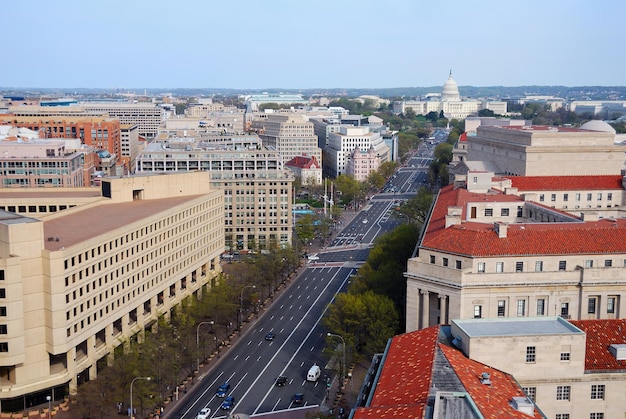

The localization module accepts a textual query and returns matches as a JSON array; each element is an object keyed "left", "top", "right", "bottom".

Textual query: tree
[
  {"left": 478, "top": 109, "right": 495, "bottom": 117},
  {"left": 378, "top": 161, "right": 400, "bottom": 179},
  {"left": 295, "top": 213, "right": 317, "bottom": 245},
  {"left": 366, "top": 171, "right": 386, "bottom": 190},
  {"left": 396, "top": 187, "right": 433, "bottom": 224},
  {"left": 333, "top": 174, "right": 361, "bottom": 207}
]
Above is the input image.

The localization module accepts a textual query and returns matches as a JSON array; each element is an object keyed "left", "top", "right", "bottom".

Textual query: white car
[
  {"left": 362, "top": 219, "right": 368, "bottom": 224},
  {"left": 196, "top": 408, "right": 211, "bottom": 419},
  {"left": 307, "top": 254, "right": 320, "bottom": 262}
]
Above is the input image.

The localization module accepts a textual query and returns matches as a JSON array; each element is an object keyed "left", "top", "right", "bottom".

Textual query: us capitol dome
[{"left": 441, "top": 70, "right": 461, "bottom": 101}]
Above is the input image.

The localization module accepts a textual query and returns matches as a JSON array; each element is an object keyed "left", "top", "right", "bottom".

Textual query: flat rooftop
[{"left": 453, "top": 316, "right": 584, "bottom": 337}]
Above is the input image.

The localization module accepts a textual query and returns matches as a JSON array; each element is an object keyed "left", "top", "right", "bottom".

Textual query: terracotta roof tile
[
  {"left": 569, "top": 319, "right": 626, "bottom": 371},
  {"left": 510, "top": 175, "right": 624, "bottom": 191}
]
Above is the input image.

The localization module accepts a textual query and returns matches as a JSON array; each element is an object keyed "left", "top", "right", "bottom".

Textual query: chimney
[
  {"left": 494, "top": 222, "right": 508, "bottom": 238},
  {"left": 445, "top": 206, "right": 462, "bottom": 228}
]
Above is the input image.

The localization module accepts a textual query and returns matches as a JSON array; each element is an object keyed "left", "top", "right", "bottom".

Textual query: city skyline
[{"left": 3, "top": 0, "right": 625, "bottom": 90}]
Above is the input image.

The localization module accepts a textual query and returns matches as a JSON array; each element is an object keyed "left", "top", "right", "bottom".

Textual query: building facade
[
  {"left": 345, "top": 146, "right": 380, "bottom": 181},
  {"left": 0, "top": 172, "right": 224, "bottom": 410},
  {"left": 134, "top": 134, "right": 293, "bottom": 251},
  {"left": 323, "top": 126, "right": 390, "bottom": 178}
]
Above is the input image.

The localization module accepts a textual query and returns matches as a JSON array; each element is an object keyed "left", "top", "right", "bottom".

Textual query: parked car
[
  {"left": 221, "top": 395, "right": 235, "bottom": 410},
  {"left": 216, "top": 383, "right": 230, "bottom": 397}
]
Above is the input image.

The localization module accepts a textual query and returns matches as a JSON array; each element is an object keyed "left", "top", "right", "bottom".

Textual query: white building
[{"left": 323, "top": 126, "right": 390, "bottom": 178}]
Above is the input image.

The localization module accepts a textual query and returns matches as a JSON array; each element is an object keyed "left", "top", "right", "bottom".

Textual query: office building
[{"left": 0, "top": 172, "right": 224, "bottom": 410}]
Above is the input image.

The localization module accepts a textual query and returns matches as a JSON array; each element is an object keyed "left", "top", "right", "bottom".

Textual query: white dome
[
  {"left": 441, "top": 70, "right": 460, "bottom": 101},
  {"left": 580, "top": 120, "right": 616, "bottom": 134}
]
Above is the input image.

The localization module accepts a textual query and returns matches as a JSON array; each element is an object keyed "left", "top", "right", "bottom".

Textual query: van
[{"left": 307, "top": 364, "right": 321, "bottom": 382}]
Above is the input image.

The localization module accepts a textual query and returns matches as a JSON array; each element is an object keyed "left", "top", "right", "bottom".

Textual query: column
[
  {"left": 420, "top": 290, "right": 430, "bottom": 328},
  {"left": 438, "top": 294, "right": 447, "bottom": 325}
]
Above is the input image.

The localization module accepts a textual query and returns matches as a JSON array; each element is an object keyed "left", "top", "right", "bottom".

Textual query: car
[
  {"left": 196, "top": 408, "right": 211, "bottom": 419},
  {"left": 265, "top": 332, "right": 276, "bottom": 341},
  {"left": 307, "top": 254, "right": 319, "bottom": 262},
  {"left": 362, "top": 219, "right": 368, "bottom": 224},
  {"left": 276, "top": 375, "right": 288, "bottom": 386},
  {"left": 221, "top": 395, "right": 235, "bottom": 410},
  {"left": 216, "top": 383, "right": 230, "bottom": 397},
  {"left": 292, "top": 392, "right": 304, "bottom": 405}
]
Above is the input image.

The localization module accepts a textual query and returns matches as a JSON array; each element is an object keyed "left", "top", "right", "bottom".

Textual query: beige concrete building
[
  {"left": 452, "top": 317, "right": 626, "bottom": 419},
  {"left": 323, "top": 126, "right": 390, "bottom": 178},
  {"left": 135, "top": 134, "right": 293, "bottom": 251},
  {"left": 0, "top": 172, "right": 223, "bottom": 409}
]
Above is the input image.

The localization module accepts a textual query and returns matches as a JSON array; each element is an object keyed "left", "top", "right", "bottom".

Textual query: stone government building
[{"left": 0, "top": 172, "right": 224, "bottom": 411}]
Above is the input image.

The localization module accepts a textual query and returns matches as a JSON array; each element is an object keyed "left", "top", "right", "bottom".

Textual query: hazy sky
[{"left": 3, "top": 0, "right": 624, "bottom": 89}]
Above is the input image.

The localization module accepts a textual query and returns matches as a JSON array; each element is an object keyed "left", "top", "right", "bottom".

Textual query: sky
[{"left": 2, "top": 0, "right": 625, "bottom": 89}]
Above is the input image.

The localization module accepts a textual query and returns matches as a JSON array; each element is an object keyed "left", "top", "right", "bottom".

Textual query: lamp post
[
  {"left": 239, "top": 285, "right": 256, "bottom": 333},
  {"left": 327, "top": 333, "right": 346, "bottom": 386},
  {"left": 130, "top": 376, "right": 151, "bottom": 419},
  {"left": 196, "top": 321, "right": 214, "bottom": 371},
  {"left": 46, "top": 395, "right": 51, "bottom": 419}
]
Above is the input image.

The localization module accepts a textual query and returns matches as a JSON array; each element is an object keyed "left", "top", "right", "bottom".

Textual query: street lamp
[
  {"left": 130, "top": 376, "right": 151, "bottom": 419},
  {"left": 327, "top": 333, "right": 346, "bottom": 386},
  {"left": 196, "top": 321, "right": 215, "bottom": 371},
  {"left": 239, "top": 285, "right": 256, "bottom": 333},
  {"left": 46, "top": 395, "right": 51, "bottom": 419}
]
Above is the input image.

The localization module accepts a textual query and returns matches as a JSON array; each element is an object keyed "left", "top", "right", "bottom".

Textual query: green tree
[
  {"left": 333, "top": 174, "right": 361, "bottom": 207},
  {"left": 378, "top": 161, "right": 400, "bottom": 179},
  {"left": 295, "top": 213, "right": 317, "bottom": 245},
  {"left": 366, "top": 171, "right": 386, "bottom": 190},
  {"left": 396, "top": 187, "right": 433, "bottom": 224}
]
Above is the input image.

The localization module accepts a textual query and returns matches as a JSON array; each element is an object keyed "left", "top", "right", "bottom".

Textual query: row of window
[
  {"left": 472, "top": 259, "right": 625, "bottom": 273},
  {"left": 525, "top": 345, "right": 570, "bottom": 363},
  {"left": 539, "top": 192, "right": 613, "bottom": 202},
  {"left": 523, "top": 384, "right": 605, "bottom": 402}
]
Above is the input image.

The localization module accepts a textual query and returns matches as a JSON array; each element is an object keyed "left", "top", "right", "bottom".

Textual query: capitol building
[{"left": 393, "top": 71, "right": 507, "bottom": 120}]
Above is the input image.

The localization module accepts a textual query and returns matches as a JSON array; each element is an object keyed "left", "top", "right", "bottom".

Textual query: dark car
[
  {"left": 292, "top": 392, "right": 304, "bottom": 405},
  {"left": 221, "top": 395, "right": 235, "bottom": 410},
  {"left": 275, "top": 375, "right": 287, "bottom": 386},
  {"left": 265, "top": 332, "right": 276, "bottom": 341},
  {"left": 216, "top": 383, "right": 230, "bottom": 398}
]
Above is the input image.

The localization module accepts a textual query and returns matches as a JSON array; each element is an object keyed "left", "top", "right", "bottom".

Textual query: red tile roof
[
  {"left": 285, "top": 155, "right": 320, "bottom": 169},
  {"left": 569, "top": 319, "right": 626, "bottom": 372},
  {"left": 354, "top": 326, "right": 543, "bottom": 418},
  {"left": 509, "top": 175, "right": 624, "bottom": 191},
  {"left": 423, "top": 184, "right": 626, "bottom": 256},
  {"left": 439, "top": 345, "right": 544, "bottom": 419}
]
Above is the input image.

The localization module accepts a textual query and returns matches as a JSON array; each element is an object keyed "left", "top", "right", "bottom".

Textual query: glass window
[
  {"left": 588, "top": 298, "right": 597, "bottom": 314},
  {"left": 551, "top": 194, "right": 556, "bottom": 202},
  {"left": 497, "top": 300, "right": 506, "bottom": 317},
  {"left": 477, "top": 262, "right": 485, "bottom": 273},
  {"left": 607, "top": 193, "right": 612, "bottom": 201},
  {"left": 607, "top": 297, "right": 616, "bottom": 314},
  {"left": 500, "top": 208, "right": 509, "bottom": 216},
  {"left": 605, "top": 259, "right": 612, "bottom": 267},
  {"left": 484, "top": 208, "right": 493, "bottom": 217},
  {"left": 535, "top": 261, "right": 543, "bottom": 272},
  {"left": 430, "top": 255, "right": 435, "bottom": 264},
  {"left": 559, "top": 261, "right": 567, "bottom": 271},
  {"left": 587, "top": 193, "right": 592, "bottom": 201},
  {"left": 585, "top": 260, "right": 593, "bottom": 268},
  {"left": 537, "top": 298, "right": 545, "bottom": 315},
  {"left": 556, "top": 385, "right": 570, "bottom": 400},
  {"left": 515, "top": 261, "right": 523, "bottom": 272},
  {"left": 473, "top": 305, "right": 482, "bottom": 319},
  {"left": 443, "top": 258, "right": 448, "bottom": 267},
  {"left": 517, "top": 206, "right": 523, "bottom": 217},
  {"left": 496, "top": 262, "right": 504, "bottom": 273},
  {"left": 575, "top": 193, "right": 581, "bottom": 201},
  {"left": 561, "top": 303, "right": 569, "bottom": 317},
  {"left": 517, "top": 300, "right": 526, "bottom": 316},
  {"left": 561, "top": 351, "right": 570, "bottom": 361},
  {"left": 556, "top": 414, "right": 570, "bottom": 419},
  {"left": 455, "top": 260, "right": 461, "bottom": 269},
  {"left": 522, "top": 387, "right": 536, "bottom": 402},
  {"left": 597, "top": 193, "right": 602, "bottom": 200},
  {"left": 539, "top": 194, "right": 545, "bottom": 202},
  {"left": 590, "top": 384, "right": 605, "bottom": 400},
  {"left": 590, "top": 414, "right": 604, "bottom": 419},
  {"left": 563, "top": 193, "right": 568, "bottom": 201},
  {"left": 526, "top": 346, "right": 536, "bottom": 363}
]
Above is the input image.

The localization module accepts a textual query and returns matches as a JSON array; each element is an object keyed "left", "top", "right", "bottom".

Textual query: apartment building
[
  {"left": 0, "top": 172, "right": 224, "bottom": 411},
  {"left": 134, "top": 134, "right": 293, "bottom": 251}
]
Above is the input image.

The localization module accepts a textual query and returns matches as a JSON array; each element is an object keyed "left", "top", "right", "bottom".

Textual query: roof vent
[
  {"left": 511, "top": 396, "right": 534, "bottom": 415},
  {"left": 480, "top": 372, "right": 491, "bottom": 385},
  {"left": 609, "top": 343, "right": 626, "bottom": 360}
]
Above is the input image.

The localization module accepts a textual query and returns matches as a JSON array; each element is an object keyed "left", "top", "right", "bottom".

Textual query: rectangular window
[
  {"left": 0, "top": 325, "right": 6, "bottom": 334},
  {"left": 587, "top": 193, "right": 592, "bottom": 201},
  {"left": 590, "top": 414, "right": 604, "bottom": 419},
  {"left": 500, "top": 208, "right": 509, "bottom": 216},
  {"left": 588, "top": 298, "right": 597, "bottom": 314},
  {"left": 561, "top": 303, "right": 569, "bottom": 317},
  {"left": 526, "top": 346, "right": 536, "bottom": 363},
  {"left": 430, "top": 255, "right": 435, "bottom": 264},
  {"left": 497, "top": 300, "right": 506, "bottom": 317},
  {"left": 455, "top": 260, "right": 461, "bottom": 269},
  {"left": 590, "top": 384, "right": 605, "bottom": 400},
  {"left": 522, "top": 387, "right": 536, "bottom": 402},
  {"left": 484, "top": 208, "right": 493, "bottom": 217},
  {"left": 585, "top": 259, "right": 594, "bottom": 268},
  {"left": 442, "top": 258, "right": 448, "bottom": 267},
  {"left": 515, "top": 261, "right": 523, "bottom": 272},
  {"left": 0, "top": 289, "right": 5, "bottom": 299},
  {"left": 551, "top": 193, "right": 556, "bottom": 202},
  {"left": 535, "top": 261, "right": 543, "bottom": 272},
  {"left": 563, "top": 193, "right": 569, "bottom": 202},
  {"left": 517, "top": 206, "right": 523, "bottom": 217},
  {"left": 517, "top": 300, "right": 526, "bottom": 316},
  {"left": 607, "top": 193, "right": 612, "bottom": 201},
  {"left": 607, "top": 297, "right": 616, "bottom": 314},
  {"left": 477, "top": 262, "right": 485, "bottom": 273},
  {"left": 556, "top": 415, "right": 570, "bottom": 419},
  {"left": 556, "top": 385, "right": 570, "bottom": 400},
  {"left": 597, "top": 193, "right": 602, "bottom": 200},
  {"left": 473, "top": 305, "right": 482, "bottom": 319},
  {"left": 0, "top": 342, "right": 7, "bottom": 352},
  {"left": 605, "top": 259, "right": 612, "bottom": 267},
  {"left": 496, "top": 262, "right": 504, "bottom": 273},
  {"left": 576, "top": 193, "right": 581, "bottom": 201},
  {"left": 561, "top": 351, "right": 570, "bottom": 361},
  {"left": 559, "top": 261, "right": 567, "bottom": 271},
  {"left": 537, "top": 298, "right": 545, "bottom": 315}
]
